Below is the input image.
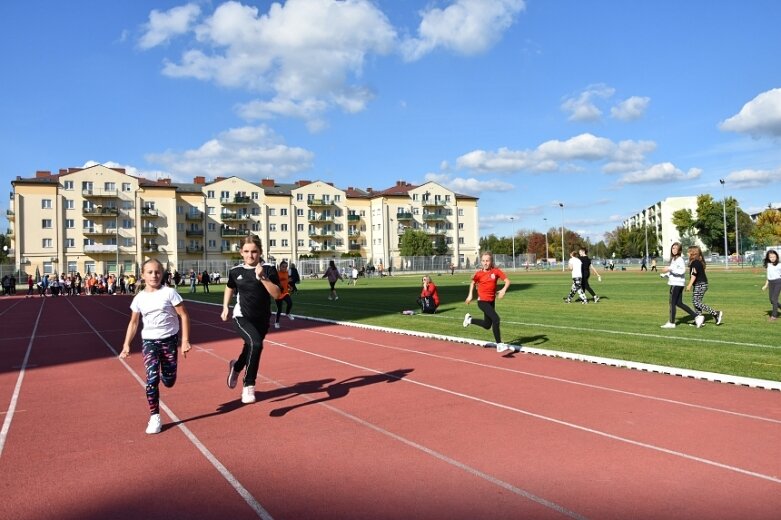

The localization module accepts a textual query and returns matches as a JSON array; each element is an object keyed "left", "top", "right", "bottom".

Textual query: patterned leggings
[
  {"left": 692, "top": 283, "right": 718, "bottom": 317},
  {"left": 142, "top": 335, "right": 179, "bottom": 415},
  {"left": 567, "top": 278, "right": 587, "bottom": 301}
]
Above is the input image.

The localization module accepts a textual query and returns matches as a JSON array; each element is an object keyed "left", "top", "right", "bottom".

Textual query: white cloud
[
  {"left": 424, "top": 172, "right": 513, "bottom": 196},
  {"left": 560, "top": 84, "right": 615, "bottom": 122},
  {"left": 617, "top": 163, "right": 702, "bottom": 185},
  {"left": 611, "top": 96, "right": 650, "bottom": 121},
  {"left": 145, "top": 125, "right": 314, "bottom": 181},
  {"left": 82, "top": 160, "right": 170, "bottom": 182},
  {"left": 138, "top": 4, "right": 201, "bottom": 50},
  {"left": 719, "top": 88, "right": 781, "bottom": 137},
  {"left": 401, "top": 0, "right": 525, "bottom": 61},
  {"left": 456, "top": 133, "right": 656, "bottom": 174},
  {"left": 723, "top": 168, "right": 778, "bottom": 189}
]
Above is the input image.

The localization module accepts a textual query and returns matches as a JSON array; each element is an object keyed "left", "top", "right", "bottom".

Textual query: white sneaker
[
  {"left": 695, "top": 315, "right": 705, "bottom": 328},
  {"left": 274, "top": 322, "right": 280, "bottom": 329},
  {"left": 335, "top": 296, "right": 339, "bottom": 300},
  {"left": 716, "top": 311, "right": 723, "bottom": 325},
  {"left": 660, "top": 322, "right": 676, "bottom": 329},
  {"left": 146, "top": 413, "right": 162, "bottom": 434},
  {"left": 497, "top": 343, "right": 513, "bottom": 353},
  {"left": 594, "top": 295, "right": 600, "bottom": 303},
  {"left": 286, "top": 314, "right": 295, "bottom": 321},
  {"left": 463, "top": 313, "right": 472, "bottom": 327},
  {"left": 241, "top": 386, "right": 256, "bottom": 404},
  {"left": 226, "top": 359, "right": 239, "bottom": 389}
]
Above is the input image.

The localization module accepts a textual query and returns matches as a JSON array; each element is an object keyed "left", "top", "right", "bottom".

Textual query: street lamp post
[
  {"left": 734, "top": 203, "right": 739, "bottom": 265},
  {"left": 559, "top": 203, "right": 565, "bottom": 271},
  {"left": 719, "top": 179, "right": 729, "bottom": 270},
  {"left": 644, "top": 212, "right": 649, "bottom": 262},
  {"left": 510, "top": 217, "right": 516, "bottom": 270},
  {"left": 543, "top": 217, "right": 549, "bottom": 269}
]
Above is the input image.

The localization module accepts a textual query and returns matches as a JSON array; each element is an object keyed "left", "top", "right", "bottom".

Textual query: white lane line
[
  {"left": 0, "top": 300, "right": 45, "bottom": 458},
  {"left": 305, "top": 329, "right": 781, "bottom": 425},
  {"left": 64, "top": 298, "right": 274, "bottom": 520},
  {"left": 0, "top": 299, "right": 23, "bottom": 317},
  {"left": 269, "top": 340, "right": 781, "bottom": 486}
]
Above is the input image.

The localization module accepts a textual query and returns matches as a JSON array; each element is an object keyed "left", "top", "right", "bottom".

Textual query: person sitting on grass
[{"left": 417, "top": 275, "right": 440, "bottom": 314}]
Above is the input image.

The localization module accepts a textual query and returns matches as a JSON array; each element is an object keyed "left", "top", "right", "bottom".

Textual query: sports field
[{"left": 185, "top": 267, "right": 780, "bottom": 383}]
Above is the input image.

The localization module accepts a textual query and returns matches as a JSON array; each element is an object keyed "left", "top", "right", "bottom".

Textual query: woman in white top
[
  {"left": 762, "top": 249, "right": 780, "bottom": 321},
  {"left": 660, "top": 242, "right": 697, "bottom": 328}
]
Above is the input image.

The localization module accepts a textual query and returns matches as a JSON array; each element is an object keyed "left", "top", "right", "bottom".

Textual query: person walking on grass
[
  {"left": 463, "top": 251, "right": 514, "bottom": 353},
  {"left": 119, "top": 258, "right": 192, "bottom": 435},
  {"left": 323, "top": 260, "right": 343, "bottom": 300},
  {"left": 564, "top": 251, "right": 588, "bottom": 304},
  {"left": 660, "top": 242, "right": 697, "bottom": 329},
  {"left": 223, "top": 235, "right": 281, "bottom": 404},
  {"left": 578, "top": 247, "right": 602, "bottom": 303},
  {"left": 273, "top": 260, "right": 295, "bottom": 329},
  {"left": 762, "top": 249, "right": 780, "bottom": 322},
  {"left": 685, "top": 246, "right": 723, "bottom": 328}
]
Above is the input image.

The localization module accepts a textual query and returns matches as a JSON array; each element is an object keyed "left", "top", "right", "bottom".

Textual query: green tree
[
  {"left": 751, "top": 208, "right": 781, "bottom": 247},
  {"left": 433, "top": 235, "right": 449, "bottom": 255},
  {"left": 0, "top": 234, "right": 8, "bottom": 262},
  {"left": 399, "top": 229, "right": 433, "bottom": 256}
]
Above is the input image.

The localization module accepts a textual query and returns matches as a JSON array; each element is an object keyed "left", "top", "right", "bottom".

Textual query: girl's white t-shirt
[
  {"left": 130, "top": 286, "right": 183, "bottom": 339},
  {"left": 667, "top": 257, "right": 686, "bottom": 286},
  {"left": 568, "top": 257, "right": 583, "bottom": 279},
  {"left": 768, "top": 263, "right": 781, "bottom": 281}
]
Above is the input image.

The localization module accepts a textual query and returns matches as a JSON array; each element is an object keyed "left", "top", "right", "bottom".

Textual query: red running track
[{"left": 0, "top": 295, "right": 780, "bottom": 519}]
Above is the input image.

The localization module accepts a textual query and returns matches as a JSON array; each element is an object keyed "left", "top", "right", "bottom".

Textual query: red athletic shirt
[
  {"left": 420, "top": 281, "right": 440, "bottom": 306},
  {"left": 472, "top": 267, "right": 506, "bottom": 302}
]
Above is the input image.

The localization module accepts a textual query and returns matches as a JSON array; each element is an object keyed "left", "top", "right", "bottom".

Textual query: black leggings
[
  {"left": 275, "top": 295, "right": 293, "bottom": 322},
  {"left": 233, "top": 316, "right": 269, "bottom": 386},
  {"left": 669, "top": 285, "right": 696, "bottom": 323},
  {"left": 471, "top": 300, "right": 502, "bottom": 343},
  {"left": 581, "top": 276, "right": 596, "bottom": 297}
]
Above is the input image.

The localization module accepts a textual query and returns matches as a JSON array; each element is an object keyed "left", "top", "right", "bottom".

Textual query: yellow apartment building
[{"left": 7, "top": 164, "right": 480, "bottom": 277}]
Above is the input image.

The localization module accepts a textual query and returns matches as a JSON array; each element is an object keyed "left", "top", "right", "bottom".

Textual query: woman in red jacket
[{"left": 418, "top": 275, "right": 440, "bottom": 314}]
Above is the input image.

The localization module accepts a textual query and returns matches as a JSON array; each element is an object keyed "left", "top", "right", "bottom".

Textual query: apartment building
[
  {"left": 7, "top": 164, "right": 480, "bottom": 277},
  {"left": 623, "top": 196, "right": 706, "bottom": 260}
]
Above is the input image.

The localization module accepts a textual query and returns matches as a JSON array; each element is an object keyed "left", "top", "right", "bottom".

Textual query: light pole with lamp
[
  {"left": 543, "top": 217, "right": 549, "bottom": 269},
  {"left": 510, "top": 216, "right": 516, "bottom": 270},
  {"left": 719, "top": 179, "right": 729, "bottom": 270},
  {"left": 559, "top": 203, "right": 565, "bottom": 271},
  {"left": 644, "top": 212, "right": 649, "bottom": 263},
  {"left": 734, "top": 202, "right": 739, "bottom": 265}
]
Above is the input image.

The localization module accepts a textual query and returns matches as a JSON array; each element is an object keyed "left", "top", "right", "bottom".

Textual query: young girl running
[
  {"left": 463, "top": 251, "right": 514, "bottom": 353},
  {"left": 222, "top": 235, "right": 281, "bottom": 404},
  {"left": 273, "top": 260, "right": 295, "bottom": 329},
  {"left": 660, "top": 242, "right": 697, "bottom": 328},
  {"left": 685, "top": 246, "right": 723, "bottom": 327},
  {"left": 120, "top": 258, "right": 192, "bottom": 434},
  {"left": 762, "top": 249, "right": 780, "bottom": 322}
]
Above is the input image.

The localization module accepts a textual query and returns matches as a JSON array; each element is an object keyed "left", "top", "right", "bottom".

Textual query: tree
[
  {"left": 433, "top": 235, "right": 449, "bottom": 255},
  {"left": 399, "top": 229, "right": 433, "bottom": 256},
  {"left": 0, "top": 234, "right": 8, "bottom": 263},
  {"left": 751, "top": 208, "right": 781, "bottom": 247}
]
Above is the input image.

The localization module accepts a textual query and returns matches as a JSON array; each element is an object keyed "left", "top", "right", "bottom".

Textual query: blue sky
[{"left": 2, "top": 0, "right": 780, "bottom": 243}]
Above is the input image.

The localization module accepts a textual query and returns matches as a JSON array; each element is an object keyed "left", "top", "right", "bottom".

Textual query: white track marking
[
  {"left": 65, "top": 299, "right": 274, "bottom": 520},
  {"left": 0, "top": 300, "right": 45, "bottom": 458}
]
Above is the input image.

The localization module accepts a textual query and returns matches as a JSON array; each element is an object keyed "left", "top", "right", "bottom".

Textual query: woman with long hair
[
  {"left": 463, "top": 251, "right": 514, "bottom": 353},
  {"left": 762, "top": 249, "right": 780, "bottom": 321},
  {"left": 660, "top": 242, "right": 697, "bottom": 328},
  {"left": 685, "top": 246, "right": 723, "bottom": 328}
]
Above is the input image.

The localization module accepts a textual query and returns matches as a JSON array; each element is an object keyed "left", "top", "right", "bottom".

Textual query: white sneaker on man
[
  {"left": 241, "top": 386, "right": 256, "bottom": 404},
  {"left": 660, "top": 322, "right": 676, "bottom": 329},
  {"left": 594, "top": 295, "right": 600, "bottom": 303},
  {"left": 274, "top": 322, "right": 280, "bottom": 329},
  {"left": 716, "top": 311, "right": 723, "bottom": 325},
  {"left": 146, "top": 413, "right": 162, "bottom": 435},
  {"left": 286, "top": 314, "right": 295, "bottom": 321},
  {"left": 463, "top": 313, "right": 472, "bottom": 327},
  {"left": 695, "top": 315, "right": 705, "bottom": 328}
]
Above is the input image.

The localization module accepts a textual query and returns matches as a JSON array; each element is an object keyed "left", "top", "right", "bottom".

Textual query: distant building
[
  {"left": 6, "top": 164, "right": 480, "bottom": 278},
  {"left": 624, "top": 196, "right": 706, "bottom": 260}
]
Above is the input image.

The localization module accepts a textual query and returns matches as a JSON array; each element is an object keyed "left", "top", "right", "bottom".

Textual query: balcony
[
  {"left": 82, "top": 188, "right": 119, "bottom": 199},
  {"left": 308, "top": 230, "right": 336, "bottom": 239},
  {"left": 348, "top": 230, "right": 361, "bottom": 237},
  {"left": 141, "top": 208, "right": 160, "bottom": 218},
  {"left": 307, "top": 198, "right": 335, "bottom": 208},
  {"left": 185, "top": 246, "right": 204, "bottom": 254},
  {"left": 308, "top": 215, "right": 335, "bottom": 223},
  {"left": 6, "top": 210, "right": 14, "bottom": 220},
  {"left": 396, "top": 212, "right": 413, "bottom": 221},
  {"left": 310, "top": 246, "right": 337, "bottom": 254},
  {"left": 221, "top": 196, "right": 251, "bottom": 206},
  {"left": 347, "top": 214, "right": 361, "bottom": 222},
  {"left": 142, "top": 243, "right": 159, "bottom": 253},
  {"left": 348, "top": 243, "right": 362, "bottom": 251},
  {"left": 422, "top": 199, "right": 447, "bottom": 208},
  {"left": 83, "top": 227, "right": 116, "bottom": 237},
  {"left": 185, "top": 229, "right": 204, "bottom": 237},
  {"left": 184, "top": 211, "right": 202, "bottom": 221},
  {"left": 221, "top": 212, "right": 251, "bottom": 223},
  {"left": 424, "top": 228, "right": 447, "bottom": 236},
  {"left": 141, "top": 227, "right": 158, "bottom": 236},
  {"left": 82, "top": 207, "right": 119, "bottom": 217},
  {"left": 221, "top": 228, "right": 250, "bottom": 238},
  {"left": 84, "top": 244, "right": 118, "bottom": 254},
  {"left": 221, "top": 245, "right": 241, "bottom": 254},
  {"left": 422, "top": 213, "right": 447, "bottom": 222}
]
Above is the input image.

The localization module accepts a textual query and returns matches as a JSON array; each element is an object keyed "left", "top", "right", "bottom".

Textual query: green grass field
[{"left": 183, "top": 268, "right": 781, "bottom": 382}]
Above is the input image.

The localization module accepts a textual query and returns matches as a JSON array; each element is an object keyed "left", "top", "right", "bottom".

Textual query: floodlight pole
[
  {"left": 720, "top": 179, "right": 729, "bottom": 270},
  {"left": 510, "top": 216, "right": 516, "bottom": 270},
  {"left": 559, "top": 203, "right": 565, "bottom": 271}
]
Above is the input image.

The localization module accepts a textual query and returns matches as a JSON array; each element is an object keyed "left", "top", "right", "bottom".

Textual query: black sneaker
[{"left": 227, "top": 360, "right": 239, "bottom": 389}]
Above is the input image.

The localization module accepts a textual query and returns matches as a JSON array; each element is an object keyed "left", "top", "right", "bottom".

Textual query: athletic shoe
[
  {"left": 146, "top": 414, "right": 162, "bottom": 435},
  {"left": 335, "top": 296, "right": 339, "bottom": 300},
  {"left": 496, "top": 343, "right": 508, "bottom": 353},
  {"left": 463, "top": 313, "right": 472, "bottom": 327},
  {"left": 286, "top": 314, "right": 295, "bottom": 321},
  {"left": 769, "top": 316, "right": 777, "bottom": 322},
  {"left": 274, "top": 322, "right": 280, "bottom": 329},
  {"left": 716, "top": 311, "right": 723, "bottom": 325},
  {"left": 227, "top": 360, "right": 239, "bottom": 389},
  {"left": 594, "top": 295, "right": 600, "bottom": 303},
  {"left": 660, "top": 322, "right": 676, "bottom": 329},
  {"left": 581, "top": 300, "right": 588, "bottom": 305},
  {"left": 695, "top": 315, "right": 705, "bottom": 328},
  {"left": 328, "top": 296, "right": 333, "bottom": 300},
  {"left": 241, "top": 386, "right": 256, "bottom": 404},
  {"left": 564, "top": 298, "right": 571, "bottom": 304}
]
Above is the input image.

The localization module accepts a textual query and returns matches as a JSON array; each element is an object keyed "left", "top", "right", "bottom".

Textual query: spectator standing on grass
[
  {"left": 651, "top": 258, "right": 658, "bottom": 272},
  {"left": 641, "top": 257, "right": 648, "bottom": 271},
  {"left": 323, "top": 260, "right": 343, "bottom": 300},
  {"left": 463, "top": 251, "right": 514, "bottom": 353},
  {"left": 189, "top": 270, "right": 197, "bottom": 293},
  {"left": 685, "top": 246, "right": 723, "bottom": 328},
  {"left": 222, "top": 235, "right": 281, "bottom": 404},
  {"left": 201, "top": 270, "right": 210, "bottom": 293},
  {"left": 418, "top": 275, "right": 440, "bottom": 314},
  {"left": 660, "top": 242, "right": 697, "bottom": 329},
  {"left": 350, "top": 265, "right": 359, "bottom": 286},
  {"left": 578, "top": 247, "right": 602, "bottom": 303},
  {"left": 273, "top": 260, "right": 295, "bottom": 329},
  {"left": 564, "top": 251, "right": 588, "bottom": 304},
  {"left": 762, "top": 249, "right": 780, "bottom": 322},
  {"left": 289, "top": 263, "right": 300, "bottom": 293},
  {"left": 119, "top": 258, "right": 192, "bottom": 435}
]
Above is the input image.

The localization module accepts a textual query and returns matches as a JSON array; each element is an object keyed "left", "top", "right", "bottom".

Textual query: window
[
  {"left": 124, "top": 238, "right": 134, "bottom": 247},
  {"left": 84, "top": 261, "right": 95, "bottom": 274},
  {"left": 67, "top": 261, "right": 77, "bottom": 273},
  {"left": 207, "top": 190, "right": 215, "bottom": 199},
  {"left": 43, "top": 262, "right": 53, "bottom": 274},
  {"left": 84, "top": 238, "right": 95, "bottom": 246},
  {"left": 297, "top": 193, "right": 303, "bottom": 201},
  {"left": 106, "top": 220, "right": 117, "bottom": 230},
  {"left": 42, "top": 199, "right": 52, "bottom": 209},
  {"left": 177, "top": 223, "right": 185, "bottom": 232},
  {"left": 297, "top": 209, "right": 304, "bottom": 217},
  {"left": 208, "top": 240, "right": 216, "bottom": 248},
  {"left": 208, "top": 223, "right": 216, "bottom": 231},
  {"left": 82, "top": 181, "right": 93, "bottom": 192},
  {"left": 269, "top": 239, "right": 276, "bottom": 247},
  {"left": 104, "top": 182, "right": 116, "bottom": 191},
  {"left": 178, "top": 240, "right": 185, "bottom": 249},
  {"left": 122, "top": 182, "right": 132, "bottom": 192},
  {"left": 65, "top": 199, "right": 74, "bottom": 210},
  {"left": 334, "top": 195, "right": 341, "bottom": 202},
  {"left": 42, "top": 219, "right": 52, "bottom": 228},
  {"left": 63, "top": 180, "right": 74, "bottom": 190},
  {"left": 297, "top": 224, "right": 304, "bottom": 232},
  {"left": 123, "top": 219, "right": 133, "bottom": 229},
  {"left": 281, "top": 208, "right": 288, "bottom": 216},
  {"left": 281, "top": 239, "right": 288, "bottom": 247},
  {"left": 177, "top": 205, "right": 184, "bottom": 214},
  {"left": 251, "top": 223, "right": 260, "bottom": 232},
  {"left": 65, "top": 219, "right": 74, "bottom": 229},
  {"left": 269, "top": 224, "right": 276, "bottom": 232},
  {"left": 221, "top": 191, "right": 230, "bottom": 199},
  {"left": 445, "top": 195, "right": 451, "bottom": 203},
  {"left": 268, "top": 208, "right": 276, "bottom": 217},
  {"left": 207, "top": 206, "right": 215, "bottom": 215},
  {"left": 297, "top": 239, "right": 304, "bottom": 247},
  {"left": 281, "top": 224, "right": 288, "bottom": 232},
  {"left": 458, "top": 208, "right": 464, "bottom": 216},
  {"left": 252, "top": 192, "right": 259, "bottom": 200},
  {"left": 42, "top": 238, "right": 53, "bottom": 248},
  {"left": 83, "top": 219, "right": 95, "bottom": 229},
  {"left": 459, "top": 237, "right": 465, "bottom": 245},
  {"left": 458, "top": 223, "right": 464, "bottom": 230},
  {"left": 65, "top": 238, "right": 75, "bottom": 248}
]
